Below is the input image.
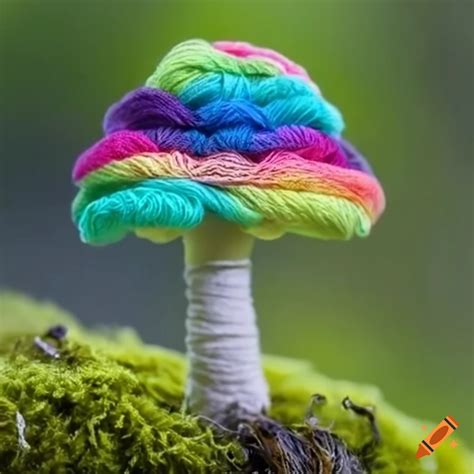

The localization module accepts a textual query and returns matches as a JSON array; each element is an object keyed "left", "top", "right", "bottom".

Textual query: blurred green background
[{"left": 1, "top": 0, "right": 472, "bottom": 446}]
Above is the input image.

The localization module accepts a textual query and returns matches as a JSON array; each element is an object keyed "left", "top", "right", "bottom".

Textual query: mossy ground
[{"left": 0, "top": 292, "right": 471, "bottom": 473}]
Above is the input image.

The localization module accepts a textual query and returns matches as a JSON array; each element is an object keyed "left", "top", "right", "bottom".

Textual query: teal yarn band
[
  {"left": 76, "top": 179, "right": 261, "bottom": 245},
  {"left": 177, "top": 74, "right": 344, "bottom": 135},
  {"left": 75, "top": 176, "right": 372, "bottom": 245}
]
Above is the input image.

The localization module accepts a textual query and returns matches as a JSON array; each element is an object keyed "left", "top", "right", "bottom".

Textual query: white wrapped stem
[{"left": 184, "top": 259, "right": 270, "bottom": 420}]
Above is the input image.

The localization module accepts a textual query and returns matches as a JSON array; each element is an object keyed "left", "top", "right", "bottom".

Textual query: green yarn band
[{"left": 146, "top": 39, "right": 281, "bottom": 94}]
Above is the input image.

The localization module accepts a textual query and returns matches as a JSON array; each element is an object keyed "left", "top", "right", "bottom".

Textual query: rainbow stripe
[{"left": 72, "top": 40, "right": 385, "bottom": 245}]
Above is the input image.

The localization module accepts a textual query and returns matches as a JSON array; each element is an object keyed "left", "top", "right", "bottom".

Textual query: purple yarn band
[
  {"left": 103, "top": 87, "right": 350, "bottom": 165},
  {"left": 101, "top": 87, "right": 374, "bottom": 175},
  {"left": 104, "top": 87, "right": 197, "bottom": 131}
]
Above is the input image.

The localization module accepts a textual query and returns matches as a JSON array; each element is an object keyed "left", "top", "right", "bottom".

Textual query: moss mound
[{"left": 0, "top": 292, "right": 471, "bottom": 473}]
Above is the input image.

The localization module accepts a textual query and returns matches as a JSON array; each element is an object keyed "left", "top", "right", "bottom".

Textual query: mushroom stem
[
  {"left": 182, "top": 216, "right": 270, "bottom": 421},
  {"left": 183, "top": 215, "right": 255, "bottom": 266}
]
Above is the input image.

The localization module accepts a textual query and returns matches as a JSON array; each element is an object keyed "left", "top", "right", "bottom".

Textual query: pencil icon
[{"left": 416, "top": 416, "right": 459, "bottom": 458}]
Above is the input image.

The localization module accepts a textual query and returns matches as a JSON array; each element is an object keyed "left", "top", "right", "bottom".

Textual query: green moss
[{"left": 0, "top": 292, "right": 471, "bottom": 473}]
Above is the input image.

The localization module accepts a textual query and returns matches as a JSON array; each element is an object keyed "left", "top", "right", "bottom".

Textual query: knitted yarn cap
[{"left": 72, "top": 39, "right": 385, "bottom": 244}]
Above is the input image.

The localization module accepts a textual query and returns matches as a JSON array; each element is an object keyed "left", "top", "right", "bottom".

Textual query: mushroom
[{"left": 71, "top": 40, "right": 385, "bottom": 423}]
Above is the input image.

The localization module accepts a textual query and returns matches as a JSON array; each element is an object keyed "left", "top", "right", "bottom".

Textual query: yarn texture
[
  {"left": 1, "top": 292, "right": 472, "bottom": 473},
  {"left": 71, "top": 39, "right": 385, "bottom": 245},
  {"left": 184, "top": 260, "right": 269, "bottom": 419}
]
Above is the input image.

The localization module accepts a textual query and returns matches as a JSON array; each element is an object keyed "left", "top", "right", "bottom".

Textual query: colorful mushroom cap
[{"left": 72, "top": 39, "right": 385, "bottom": 245}]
